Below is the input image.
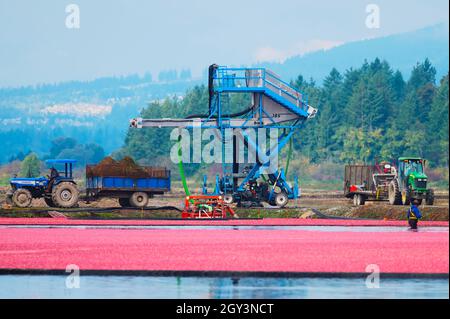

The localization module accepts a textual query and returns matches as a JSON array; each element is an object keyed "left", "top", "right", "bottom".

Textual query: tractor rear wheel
[
  {"left": 12, "top": 189, "right": 32, "bottom": 208},
  {"left": 129, "top": 192, "right": 149, "bottom": 207},
  {"left": 118, "top": 197, "right": 130, "bottom": 207},
  {"left": 52, "top": 182, "right": 79, "bottom": 208},
  {"left": 426, "top": 189, "right": 435, "bottom": 205},
  {"left": 388, "top": 180, "right": 402, "bottom": 205}
]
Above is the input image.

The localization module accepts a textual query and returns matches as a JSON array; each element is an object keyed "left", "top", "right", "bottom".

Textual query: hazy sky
[{"left": 0, "top": 0, "right": 448, "bottom": 87}]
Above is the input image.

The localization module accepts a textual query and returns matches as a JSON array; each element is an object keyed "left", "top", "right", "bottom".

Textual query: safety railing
[{"left": 213, "top": 66, "right": 307, "bottom": 112}]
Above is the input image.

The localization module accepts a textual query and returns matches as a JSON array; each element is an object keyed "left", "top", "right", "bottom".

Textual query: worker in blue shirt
[{"left": 407, "top": 199, "right": 422, "bottom": 230}]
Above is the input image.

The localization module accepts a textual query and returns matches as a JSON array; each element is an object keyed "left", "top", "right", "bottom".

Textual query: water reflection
[{"left": 0, "top": 275, "right": 447, "bottom": 299}]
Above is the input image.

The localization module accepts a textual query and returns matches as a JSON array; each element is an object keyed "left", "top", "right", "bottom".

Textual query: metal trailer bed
[
  {"left": 344, "top": 164, "right": 395, "bottom": 205},
  {"left": 85, "top": 167, "right": 171, "bottom": 207}
]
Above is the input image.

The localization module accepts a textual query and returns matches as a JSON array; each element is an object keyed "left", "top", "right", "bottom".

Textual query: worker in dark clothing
[
  {"left": 47, "top": 167, "right": 59, "bottom": 191},
  {"left": 50, "top": 167, "right": 59, "bottom": 179},
  {"left": 407, "top": 199, "right": 422, "bottom": 230}
]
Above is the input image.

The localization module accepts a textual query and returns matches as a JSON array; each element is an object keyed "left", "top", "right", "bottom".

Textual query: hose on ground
[{"left": 309, "top": 208, "right": 371, "bottom": 220}]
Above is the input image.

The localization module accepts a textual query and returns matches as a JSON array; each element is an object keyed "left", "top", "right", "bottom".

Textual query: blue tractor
[{"left": 7, "top": 159, "right": 80, "bottom": 208}]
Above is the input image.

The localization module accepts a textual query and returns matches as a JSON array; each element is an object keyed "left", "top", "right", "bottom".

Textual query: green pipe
[{"left": 177, "top": 136, "right": 190, "bottom": 196}]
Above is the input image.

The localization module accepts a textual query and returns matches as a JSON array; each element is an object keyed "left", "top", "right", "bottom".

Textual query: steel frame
[{"left": 130, "top": 65, "right": 317, "bottom": 202}]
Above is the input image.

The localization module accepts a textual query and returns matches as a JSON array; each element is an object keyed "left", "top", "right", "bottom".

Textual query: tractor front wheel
[
  {"left": 52, "top": 182, "right": 79, "bottom": 208},
  {"left": 426, "top": 189, "right": 435, "bottom": 205},
  {"left": 12, "top": 189, "right": 32, "bottom": 208}
]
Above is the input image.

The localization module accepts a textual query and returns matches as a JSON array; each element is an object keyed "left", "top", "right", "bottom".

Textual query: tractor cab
[
  {"left": 45, "top": 159, "right": 76, "bottom": 181},
  {"left": 398, "top": 157, "right": 428, "bottom": 191},
  {"left": 8, "top": 159, "right": 79, "bottom": 208}
]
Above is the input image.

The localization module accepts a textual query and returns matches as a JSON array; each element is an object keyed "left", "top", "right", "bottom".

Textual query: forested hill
[
  {"left": 122, "top": 58, "right": 449, "bottom": 169},
  {"left": 260, "top": 23, "right": 449, "bottom": 84},
  {"left": 0, "top": 76, "right": 200, "bottom": 163}
]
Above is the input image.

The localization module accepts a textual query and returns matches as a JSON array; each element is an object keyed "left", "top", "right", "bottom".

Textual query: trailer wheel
[
  {"left": 130, "top": 192, "right": 148, "bottom": 207},
  {"left": 118, "top": 197, "right": 130, "bottom": 207},
  {"left": 358, "top": 194, "right": 365, "bottom": 205},
  {"left": 274, "top": 192, "right": 288, "bottom": 208},
  {"left": 52, "top": 182, "right": 79, "bottom": 208},
  {"left": 353, "top": 194, "right": 365, "bottom": 206},
  {"left": 388, "top": 180, "right": 402, "bottom": 205},
  {"left": 12, "top": 189, "right": 32, "bottom": 208}
]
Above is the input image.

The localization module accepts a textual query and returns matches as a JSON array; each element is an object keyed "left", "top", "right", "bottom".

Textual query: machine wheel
[
  {"left": 401, "top": 189, "right": 411, "bottom": 206},
  {"left": 129, "top": 192, "right": 149, "bottom": 207},
  {"left": 118, "top": 197, "right": 131, "bottom": 207},
  {"left": 274, "top": 192, "right": 288, "bottom": 208},
  {"left": 426, "top": 189, "right": 435, "bottom": 206},
  {"left": 44, "top": 197, "right": 56, "bottom": 207},
  {"left": 223, "top": 194, "right": 234, "bottom": 204},
  {"left": 353, "top": 194, "right": 365, "bottom": 206},
  {"left": 12, "top": 189, "right": 32, "bottom": 208},
  {"left": 52, "top": 182, "right": 79, "bottom": 208},
  {"left": 388, "top": 180, "right": 402, "bottom": 205}
]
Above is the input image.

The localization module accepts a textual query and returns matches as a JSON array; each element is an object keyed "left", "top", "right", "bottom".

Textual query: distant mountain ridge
[{"left": 259, "top": 23, "right": 449, "bottom": 83}]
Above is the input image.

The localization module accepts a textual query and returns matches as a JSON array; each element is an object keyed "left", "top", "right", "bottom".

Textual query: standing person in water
[{"left": 407, "top": 199, "right": 422, "bottom": 230}]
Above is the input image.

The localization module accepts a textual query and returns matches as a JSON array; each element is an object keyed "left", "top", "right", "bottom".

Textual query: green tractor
[{"left": 388, "top": 157, "right": 434, "bottom": 206}]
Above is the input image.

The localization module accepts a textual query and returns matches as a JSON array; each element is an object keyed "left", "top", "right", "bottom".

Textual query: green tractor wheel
[{"left": 426, "top": 189, "right": 435, "bottom": 206}]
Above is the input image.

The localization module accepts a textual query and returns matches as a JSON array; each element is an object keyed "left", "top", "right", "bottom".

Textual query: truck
[
  {"left": 7, "top": 159, "right": 80, "bottom": 208},
  {"left": 85, "top": 161, "right": 171, "bottom": 207}
]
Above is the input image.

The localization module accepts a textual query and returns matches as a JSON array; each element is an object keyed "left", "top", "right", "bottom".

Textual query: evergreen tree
[{"left": 19, "top": 153, "right": 41, "bottom": 178}]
